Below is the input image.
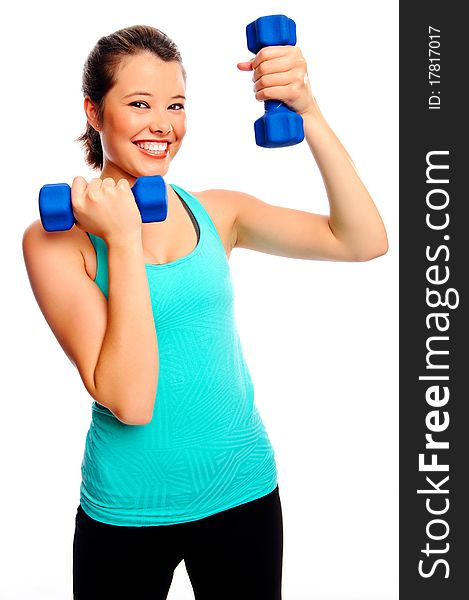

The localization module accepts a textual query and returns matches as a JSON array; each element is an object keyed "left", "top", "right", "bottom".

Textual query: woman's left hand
[{"left": 237, "top": 46, "right": 316, "bottom": 116}]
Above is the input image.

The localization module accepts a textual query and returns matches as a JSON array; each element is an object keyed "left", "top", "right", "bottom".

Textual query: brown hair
[{"left": 76, "top": 24, "right": 186, "bottom": 170}]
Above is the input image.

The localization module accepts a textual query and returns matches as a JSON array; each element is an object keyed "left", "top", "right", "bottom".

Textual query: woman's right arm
[{"left": 22, "top": 179, "right": 159, "bottom": 426}]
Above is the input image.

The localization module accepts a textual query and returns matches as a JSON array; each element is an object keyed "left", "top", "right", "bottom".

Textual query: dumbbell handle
[{"left": 39, "top": 175, "right": 168, "bottom": 232}]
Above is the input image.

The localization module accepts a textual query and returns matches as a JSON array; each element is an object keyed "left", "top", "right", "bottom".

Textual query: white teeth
[{"left": 135, "top": 141, "right": 168, "bottom": 153}]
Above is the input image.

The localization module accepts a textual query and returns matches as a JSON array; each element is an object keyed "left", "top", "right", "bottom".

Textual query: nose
[{"left": 149, "top": 113, "right": 173, "bottom": 136}]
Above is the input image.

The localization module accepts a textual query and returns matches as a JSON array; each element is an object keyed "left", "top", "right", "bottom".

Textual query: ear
[{"left": 84, "top": 96, "right": 101, "bottom": 131}]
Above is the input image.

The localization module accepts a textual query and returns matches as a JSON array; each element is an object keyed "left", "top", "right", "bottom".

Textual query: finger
[
  {"left": 253, "top": 70, "right": 298, "bottom": 93},
  {"left": 253, "top": 83, "right": 299, "bottom": 105},
  {"left": 117, "top": 178, "right": 132, "bottom": 193},
  {"left": 71, "top": 177, "right": 88, "bottom": 224},
  {"left": 237, "top": 60, "right": 254, "bottom": 71},
  {"left": 71, "top": 176, "right": 88, "bottom": 198},
  {"left": 251, "top": 45, "right": 297, "bottom": 70},
  {"left": 252, "top": 55, "right": 297, "bottom": 83},
  {"left": 102, "top": 177, "right": 116, "bottom": 188},
  {"left": 87, "top": 177, "right": 103, "bottom": 191},
  {"left": 86, "top": 177, "right": 103, "bottom": 201}
]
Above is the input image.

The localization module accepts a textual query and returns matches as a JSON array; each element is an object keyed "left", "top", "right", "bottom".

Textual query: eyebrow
[{"left": 123, "top": 91, "right": 186, "bottom": 100}]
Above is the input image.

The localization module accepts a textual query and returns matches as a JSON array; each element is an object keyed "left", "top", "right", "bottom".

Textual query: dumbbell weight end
[
  {"left": 39, "top": 183, "right": 75, "bottom": 232},
  {"left": 132, "top": 175, "right": 168, "bottom": 224},
  {"left": 254, "top": 101, "right": 304, "bottom": 148}
]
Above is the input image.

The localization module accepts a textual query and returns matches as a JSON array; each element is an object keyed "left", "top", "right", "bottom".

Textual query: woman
[{"left": 22, "top": 24, "right": 387, "bottom": 600}]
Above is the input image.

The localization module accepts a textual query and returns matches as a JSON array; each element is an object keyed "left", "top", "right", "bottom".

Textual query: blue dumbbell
[
  {"left": 246, "top": 14, "right": 305, "bottom": 148},
  {"left": 39, "top": 175, "right": 168, "bottom": 232}
]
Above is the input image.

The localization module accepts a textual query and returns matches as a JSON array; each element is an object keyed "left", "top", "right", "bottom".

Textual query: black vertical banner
[{"left": 400, "top": 2, "right": 467, "bottom": 599}]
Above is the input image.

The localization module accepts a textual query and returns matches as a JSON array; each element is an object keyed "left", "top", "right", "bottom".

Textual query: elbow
[
  {"left": 118, "top": 412, "right": 153, "bottom": 426},
  {"left": 116, "top": 405, "right": 154, "bottom": 426},
  {"left": 356, "top": 240, "right": 389, "bottom": 262},
  {"left": 92, "top": 392, "right": 154, "bottom": 426},
  {"left": 377, "top": 238, "right": 390, "bottom": 258},
  {"left": 349, "top": 232, "right": 389, "bottom": 262},
  {"left": 116, "top": 393, "right": 157, "bottom": 426},
  {"left": 92, "top": 371, "right": 157, "bottom": 426}
]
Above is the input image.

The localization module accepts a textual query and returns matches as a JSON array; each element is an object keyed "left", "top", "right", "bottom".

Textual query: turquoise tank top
[{"left": 79, "top": 183, "right": 278, "bottom": 526}]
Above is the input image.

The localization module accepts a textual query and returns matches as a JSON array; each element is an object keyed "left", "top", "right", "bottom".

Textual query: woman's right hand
[{"left": 71, "top": 176, "right": 142, "bottom": 244}]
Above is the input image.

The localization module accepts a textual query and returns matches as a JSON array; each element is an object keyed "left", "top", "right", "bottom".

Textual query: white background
[{"left": 0, "top": 0, "right": 398, "bottom": 598}]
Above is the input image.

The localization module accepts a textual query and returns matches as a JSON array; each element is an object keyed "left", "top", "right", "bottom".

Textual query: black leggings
[{"left": 73, "top": 485, "right": 283, "bottom": 600}]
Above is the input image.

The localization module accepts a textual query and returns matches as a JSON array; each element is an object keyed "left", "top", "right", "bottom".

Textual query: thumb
[{"left": 237, "top": 60, "right": 254, "bottom": 71}]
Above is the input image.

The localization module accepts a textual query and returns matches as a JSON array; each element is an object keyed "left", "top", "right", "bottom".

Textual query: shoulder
[
  {"left": 189, "top": 189, "right": 251, "bottom": 253},
  {"left": 23, "top": 218, "right": 45, "bottom": 239},
  {"left": 192, "top": 188, "right": 255, "bottom": 204},
  {"left": 23, "top": 218, "right": 85, "bottom": 251},
  {"left": 23, "top": 219, "right": 89, "bottom": 272},
  {"left": 192, "top": 187, "right": 267, "bottom": 226},
  {"left": 189, "top": 188, "right": 258, "bottom": 222}
]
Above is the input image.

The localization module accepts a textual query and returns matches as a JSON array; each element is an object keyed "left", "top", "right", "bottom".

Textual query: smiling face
[{"left": 85, "top": 51, "right": 187, "bottom": 183}]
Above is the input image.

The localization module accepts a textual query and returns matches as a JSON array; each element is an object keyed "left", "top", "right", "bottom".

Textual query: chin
[{"left": 134, "top": 162, "right": 171, "bottom": 179}]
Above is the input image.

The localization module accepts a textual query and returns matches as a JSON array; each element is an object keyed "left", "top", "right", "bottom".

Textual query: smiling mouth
[{"left": 133, "top": 141, "right": 170, "bottom": 156}]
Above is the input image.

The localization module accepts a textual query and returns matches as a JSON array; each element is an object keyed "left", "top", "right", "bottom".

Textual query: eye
[
  {"left": 169, "top": 103, "right": 185, "bottom": 111},
  {"left": 129, "top": 101, "right": 150, "bottom": 109}
]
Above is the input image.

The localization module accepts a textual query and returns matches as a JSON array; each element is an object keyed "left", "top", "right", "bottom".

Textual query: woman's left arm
[{"left": 228, "top": 45, "right": 389, "bottom": 262}]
